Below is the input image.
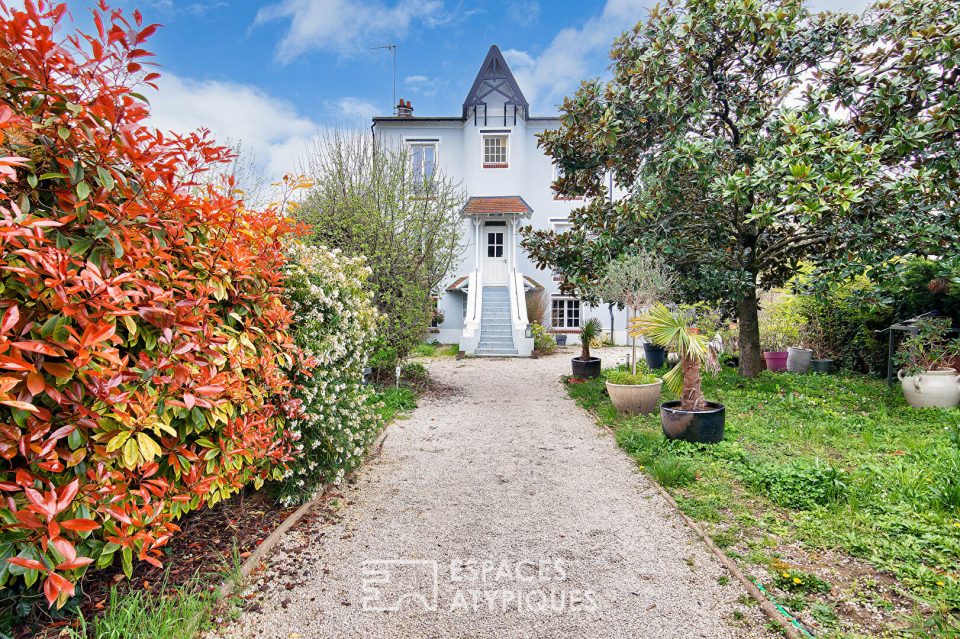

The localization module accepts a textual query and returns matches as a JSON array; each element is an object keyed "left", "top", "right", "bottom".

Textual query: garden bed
[{"left": 567, "top": 368, "right": 960, "bottom": 638}]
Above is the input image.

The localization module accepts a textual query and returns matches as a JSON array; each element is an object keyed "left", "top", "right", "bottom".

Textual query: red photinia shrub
[{"left": 0, "top": 1, "right": 301, "bottom": 606}]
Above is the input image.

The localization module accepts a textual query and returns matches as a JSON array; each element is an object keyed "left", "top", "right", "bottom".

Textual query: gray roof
[{"left": 462, "top": 45, "right": 529, "bottom": 119}]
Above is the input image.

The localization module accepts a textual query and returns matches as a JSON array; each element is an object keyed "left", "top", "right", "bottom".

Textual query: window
[
  {"left": 483, "top": 135, "right": 508, "bottom": 168},
  {"left": 429, "top": 296, "right": 442, "bottom": 328},
  {"left": 462, "top": 294, "right": 468, "bottom": 320},
  {"left": 552, "top": 298, "right": 581, "bottom": 329},
  {"left": 408, "top": 142, "right": 436, "bottom": 190},
  {"left": 486, "top": 231, "right": 504, "bottom": 258}
]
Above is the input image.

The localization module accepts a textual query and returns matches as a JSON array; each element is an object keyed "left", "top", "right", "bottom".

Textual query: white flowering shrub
[{"left": 279, "top": 243, "right": 382, "bottom": 505}]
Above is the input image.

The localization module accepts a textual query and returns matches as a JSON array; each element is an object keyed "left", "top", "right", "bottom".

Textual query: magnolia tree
[
  {"left": 523, "top": 0, "right": 956, "bottom": 377},
  {"left": 278, "top": 244, "right": 382, "bottom": 505},
  {"left": 598, "top": 253, "right": 676, "bottom": 373},
  {"left": 295, "top": 131, "right": 465, "bottom": 363}
]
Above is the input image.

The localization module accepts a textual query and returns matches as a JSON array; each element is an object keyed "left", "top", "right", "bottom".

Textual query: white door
[{"left": 483, "top": 225, "right": 508, "bottom": 285}]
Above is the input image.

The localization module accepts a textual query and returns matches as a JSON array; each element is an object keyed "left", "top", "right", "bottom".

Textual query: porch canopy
[{"left": 460, "top": 196, "right": 532, "bottom": 220}]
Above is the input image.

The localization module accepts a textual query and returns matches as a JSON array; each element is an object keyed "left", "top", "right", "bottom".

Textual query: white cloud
[
  {"left": 508, "top": 1, "right": 540, "bottom": 26},
  {"left": 147, "top": 73, "right": 320, "bottom": 179},
  {"left": 404, "top": 74, "right": 438, "bottom": 98},
  {"left": 328, "top": 96, "right": 382, "bottom": 124},
  {"left": 503, "top": 0, "right": 649, "bottom": 114},
  {"left": 254, "top": 0, "right": 444, "bottom": 62}
]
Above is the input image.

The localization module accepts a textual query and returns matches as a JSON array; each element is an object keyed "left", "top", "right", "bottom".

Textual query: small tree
[
  {"left": 598, "top": 252, "right": 676, "bottom": 373},
  {"left": 294, "top": 130, "right": 465, "bottom": 362},
  {"left": 632, "top": 304, "right": 719, "bottom": 411}
]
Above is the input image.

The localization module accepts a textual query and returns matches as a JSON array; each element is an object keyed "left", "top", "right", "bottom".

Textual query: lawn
[
  {"left": 410, "top": 342, "right": 461, "bottom": 358},
  {"left": 566, "top": 366, "right": 960, "bottom": 638}
]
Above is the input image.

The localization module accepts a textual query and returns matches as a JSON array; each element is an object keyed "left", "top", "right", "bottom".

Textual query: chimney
[{"left": 396, "top": 98, "right": 414, "bottom": 118}]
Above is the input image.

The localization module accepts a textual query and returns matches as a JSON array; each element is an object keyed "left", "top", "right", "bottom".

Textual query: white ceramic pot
[
  {"left": 606, "top": 379, "right": 663, "bottom": 415},
  {"left": 787, "top": 347, "right": 813, "bottom": 373},
  {"left": 898, "top": 369, "right": 960, "bottom": 408}
]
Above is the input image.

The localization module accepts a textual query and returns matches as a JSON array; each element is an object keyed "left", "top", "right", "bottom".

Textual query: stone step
[{"left": 474, "top": 348, "right": 520, "bottom": 356}]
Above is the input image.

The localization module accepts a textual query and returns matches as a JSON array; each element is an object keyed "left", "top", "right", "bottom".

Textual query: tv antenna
[{"left": 371, "top": 44, "right": 397, "bottom": 114}]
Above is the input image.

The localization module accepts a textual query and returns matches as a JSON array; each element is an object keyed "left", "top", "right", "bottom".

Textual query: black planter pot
[
  {"left": 571, "top": 356, "right": 601, "bottom": 379},
  {"left": 811, "top": 359, "right": 834, "bottom": 374},
  {"left": 660, "top": 400, "right": 725, "bottom": 444},
  {"left": 643, "top": 343, "right": 668, "bottom": 369}
]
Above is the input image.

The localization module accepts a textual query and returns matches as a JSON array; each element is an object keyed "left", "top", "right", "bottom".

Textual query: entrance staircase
[{"left": 475, "top": 287, "right": 518, "bottom": 356}]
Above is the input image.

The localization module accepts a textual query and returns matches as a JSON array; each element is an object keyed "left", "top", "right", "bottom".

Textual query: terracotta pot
[
  {"left": 660, "top": 401, "right": 725, "bottom": 443},
  {"left": 898, "top": 369, "right": 960, "bottom": 408},
  {"left": 787, "top": 347, "right": 813, "bottom": 373},
  {"left": 606, "top": 378, "right": 663, "bottom": 415},
  {"left": 763, "top": 351, "right": 788, "bottom": 372},
  {"left": 571, "top": 356, "right": 601, "bottom": 378}
]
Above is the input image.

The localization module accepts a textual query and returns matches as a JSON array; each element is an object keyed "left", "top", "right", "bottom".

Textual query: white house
[{"left": 372, "top": 45, "right": 629, "bottom": 356}]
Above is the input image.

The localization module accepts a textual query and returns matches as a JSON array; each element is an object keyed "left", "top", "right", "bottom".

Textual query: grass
[
  {"left": 373, "top": 386, "right": 417, "bottom": 422},
  {"left": 566, "top": 367, "right": 960, "bottom": 637},
  {"left": 66, "top": 548, "right": 244, "bottom": 639},
  {"left": 409, "top": 342, "right": 459, "bottom": 358}
]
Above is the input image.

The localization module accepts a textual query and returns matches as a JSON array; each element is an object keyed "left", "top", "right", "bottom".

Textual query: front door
[{"left": 483, "top": 224, "right": 508, "bottom": 285}]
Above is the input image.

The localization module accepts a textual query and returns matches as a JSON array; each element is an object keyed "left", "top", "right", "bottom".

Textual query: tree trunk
[
  {"left": 679, "top": 354, "right": 705, "bottom": 411},
  {"left": 738, "top": 284, "right": 762, "bottom": 378}
]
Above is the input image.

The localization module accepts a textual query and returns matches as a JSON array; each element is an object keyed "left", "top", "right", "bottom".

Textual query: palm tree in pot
[
  {"left": 632, "top": 304, "right": 724, "bottom": 443},
  {"left": 571, "top": 317, "right": 603, "bottom": 378}
]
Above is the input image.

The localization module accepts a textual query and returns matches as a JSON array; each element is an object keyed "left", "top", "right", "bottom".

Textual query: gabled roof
[
  {"left": 461, "top": 196, "right": 532, "bottom": 217},
  {"left": 462, "top": 45, "right": 529, "bottom": 118}
]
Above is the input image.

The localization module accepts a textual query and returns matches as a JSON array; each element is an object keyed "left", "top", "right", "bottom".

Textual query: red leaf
[
  {"left": 194, "top": 385, "right": 225, "bottom": 395},
  {"left": 7, "top": 557, "right": 46, "bottom": 571},
  {"left": 57, "top": 479, "right": 80, "bottom": 513},
  {"left": 50, "top": 537, "right": 76, "bottom": 563},
  {"left": 1, "top": 306, "right": 19, "bottom": 334},
  {"left": 60, "top": 518, "right": 100, "bottom": 532},
  {"left": 43, "top": 362, "right": 73, "bottom": 378},
  {"left": 46, "top": 571, "right": 75, "bottom": 603},
  {"left": 57, "top": 557, "right": 94, "bottom": 571},
  {"left": 0, "top": 399, "right": 37, "bottom": 413},
  {"left": 80, "top": 322, "right": 116, "bottom": 348},
  {"left": 11, "top": 341, "right": 66, "bottom": 357},
  {"left": 26, "top": 372, "right": 45, "bottom": 395},
  {"left": 183, "top": 393, "right": 196, "bottom": 410}
]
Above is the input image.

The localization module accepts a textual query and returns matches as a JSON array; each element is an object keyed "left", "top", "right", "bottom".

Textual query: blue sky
[{"left": 42, "top": 0, "right": 867, "bottom": 178}]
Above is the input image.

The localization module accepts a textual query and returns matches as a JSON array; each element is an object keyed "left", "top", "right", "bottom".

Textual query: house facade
[{"left": 372, "top": 45, "right": 629, "bottom": 356}]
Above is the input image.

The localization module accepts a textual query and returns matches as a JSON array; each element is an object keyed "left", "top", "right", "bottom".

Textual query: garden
[
  {"left": 1, "top": 0, "right": 959, "bottom": 637},
  {"left": 523, "top": 0, "right": 960, "bottom": 635}
]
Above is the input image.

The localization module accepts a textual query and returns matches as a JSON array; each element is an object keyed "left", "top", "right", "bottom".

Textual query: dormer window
[
  {"left": 482, "top": 134, "right": 508, "bottom": 169},
  {"left": 408, "top": 140, "right": 437, "bottom": 190}
]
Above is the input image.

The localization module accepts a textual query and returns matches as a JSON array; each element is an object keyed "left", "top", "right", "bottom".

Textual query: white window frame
[
  {"left": 405, "top": 138, "right": 439, "bottom": 191},
  {"left": 480, "top": 131, "right": 510, "bottom": 169},
  {"left": 551, "top": 297, "right": 581, "bottom": 329}
]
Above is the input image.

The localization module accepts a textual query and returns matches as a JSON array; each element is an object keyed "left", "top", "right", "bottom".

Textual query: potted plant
[
  {"left": 802, "top": 313, "right": 834, "bottom": 373},
  {"left": 571, "top": 318, "right": 603, "bottom": 378},
  {"left": 605, "top": 369, "right": 663, "bottom": 415},
  {"left": 633, "top": 304, "right": 724, "bottom": 443},
  {"left": 895, "top": 318, "right": 960, "bottom": 408},
  {"left": 759, "top": 300, "right": 800, "bottom": 372},
  {"left": 598, "top": 252, "right": 676, "bottom": 373},
  {"left": 786, "top": 344, "right": 813, "bottom": 373}
]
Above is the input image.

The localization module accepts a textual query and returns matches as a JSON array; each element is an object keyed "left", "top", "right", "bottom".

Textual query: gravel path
[{"left": 216, "top": 349, "right": 773, "bottom": 638}]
